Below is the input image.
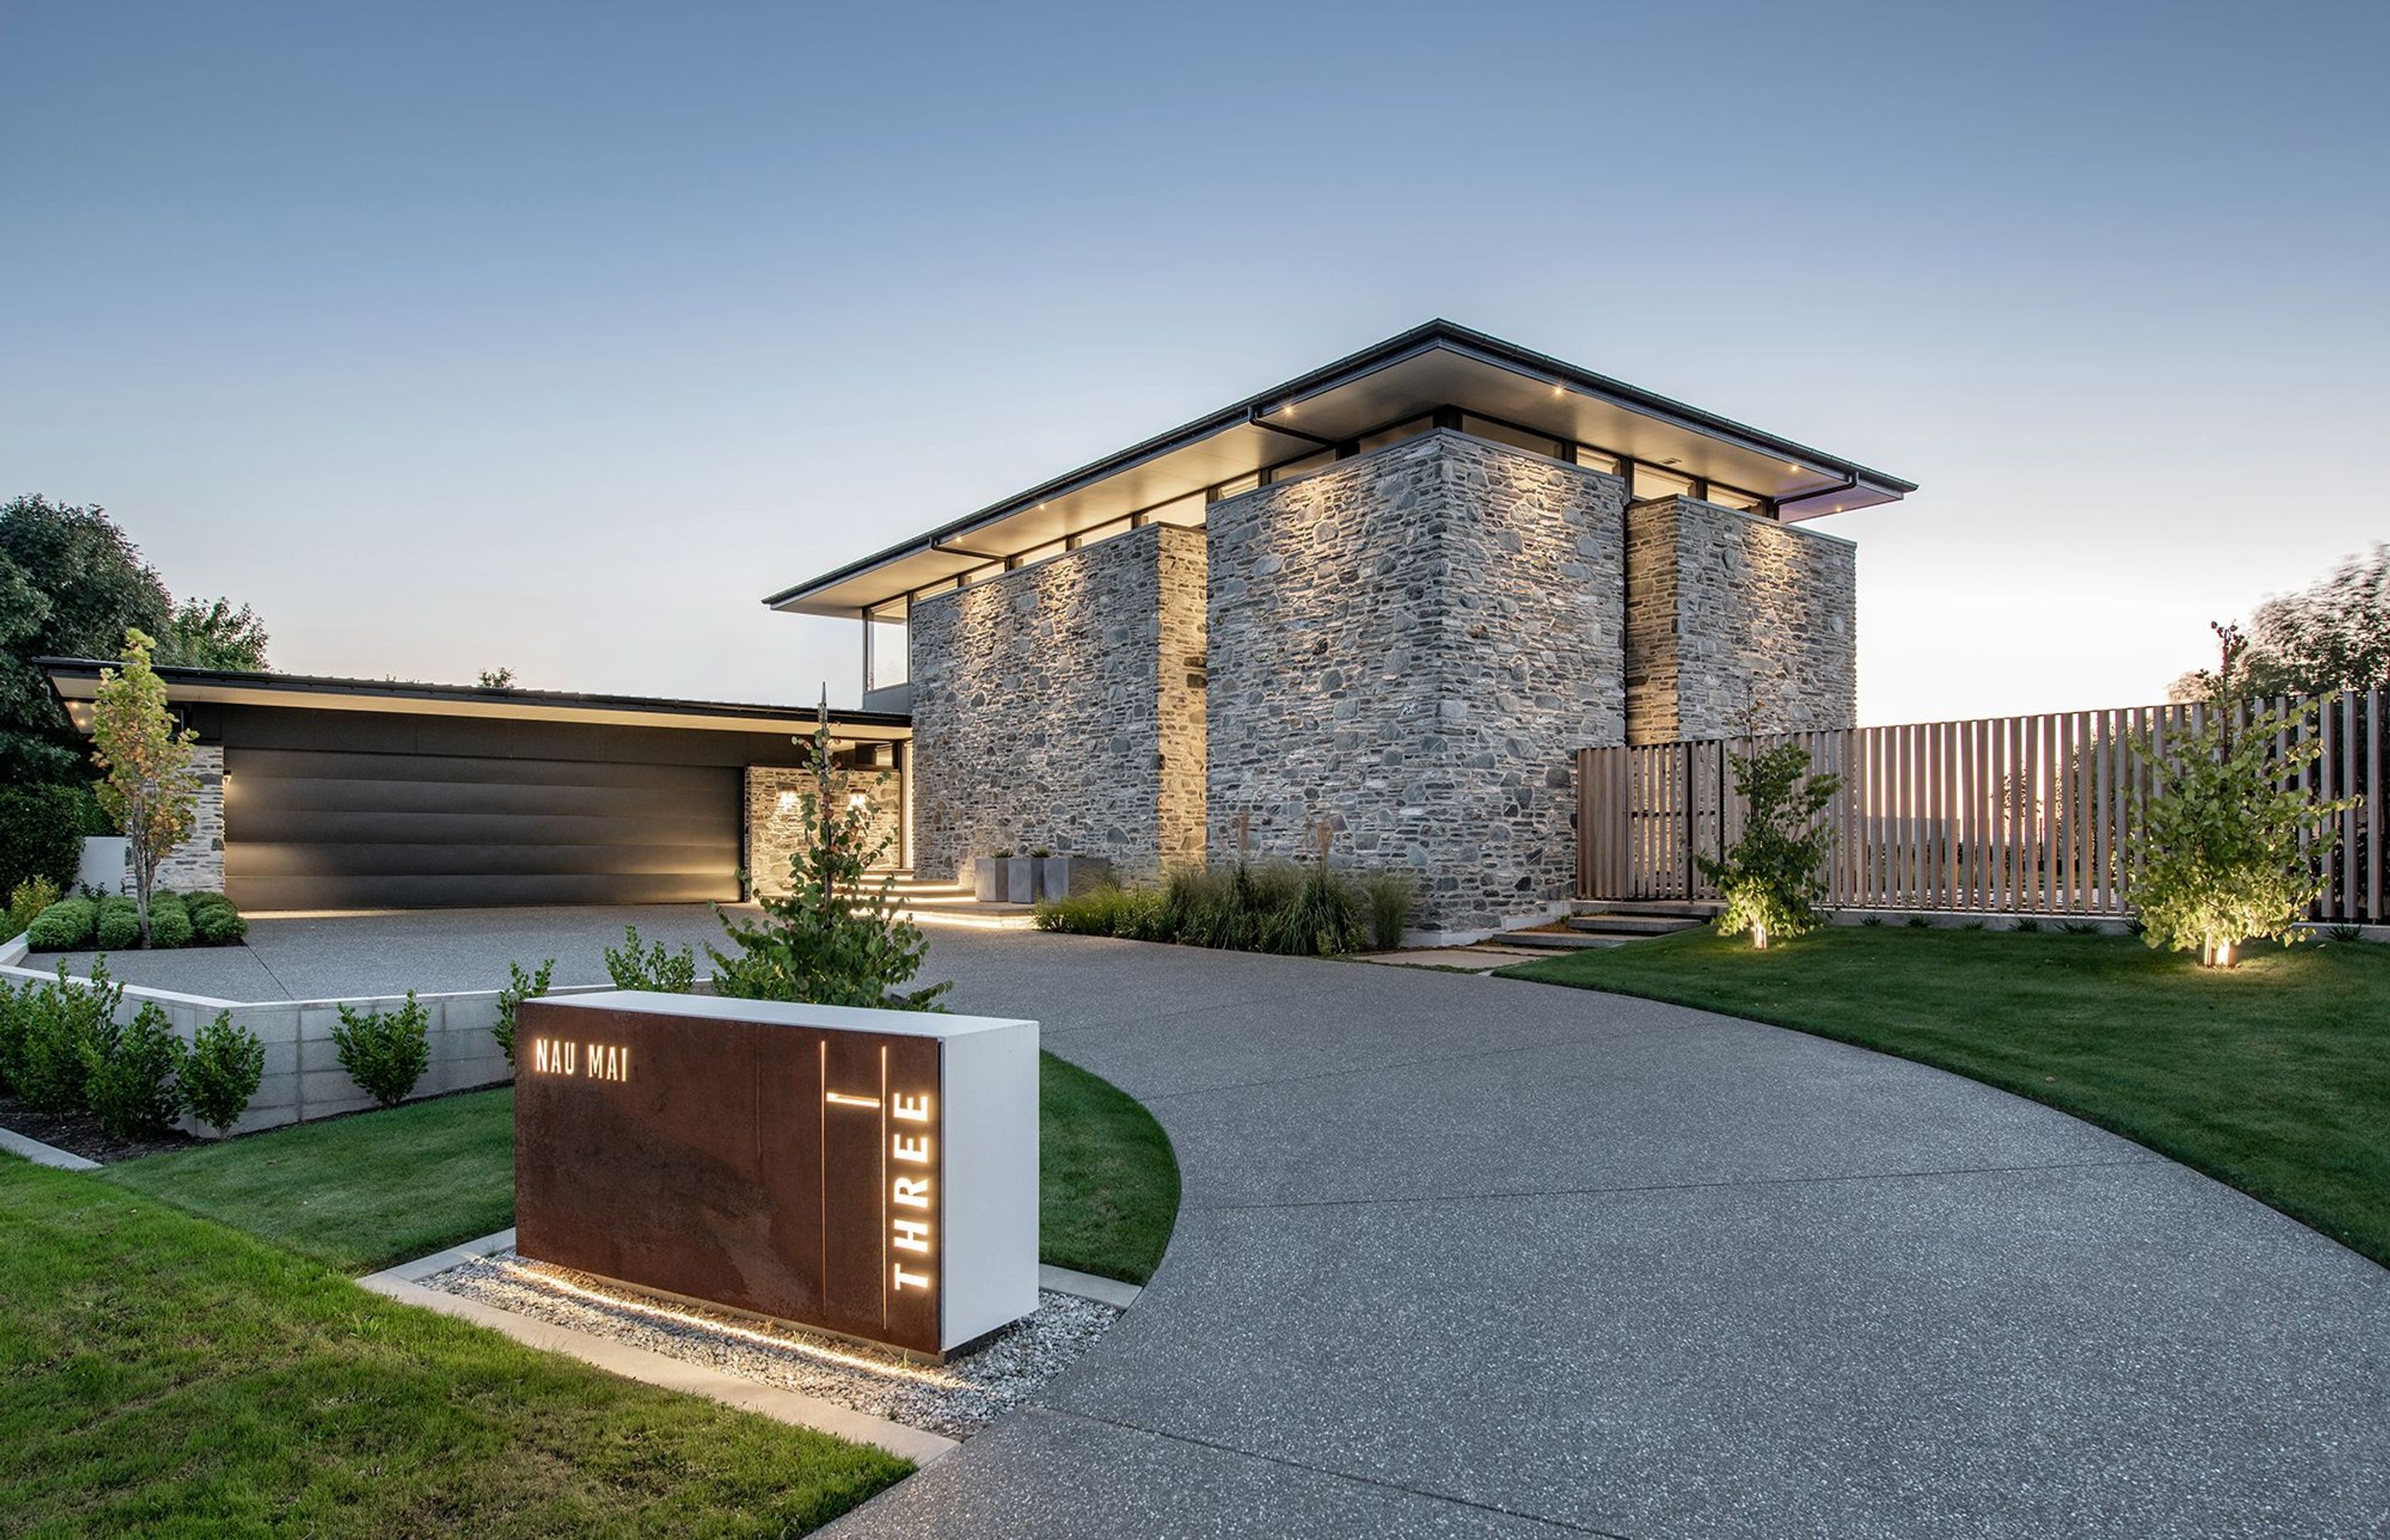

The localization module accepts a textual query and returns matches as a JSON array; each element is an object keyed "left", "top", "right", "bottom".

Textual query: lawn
[
  {"left": 105, "top": 1050, "right": 1179, "bottom": 1283},
  {"left": 1500, "top": 927, "right": 2390, "bottom": 1268},
  {"left": 0, "top": 1159, "right": 907, "bottom": 1538}
]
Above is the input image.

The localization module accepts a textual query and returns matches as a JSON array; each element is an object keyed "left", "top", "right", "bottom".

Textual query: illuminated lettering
[
  {"left": 891, "top": 1090, "right": 930, "bottom": 1122},
  {"left": 892, "top": 1264, "right": 932, "bottom": 1291},
  {"left": 526, "top": 1037, "right": 627, "bottom": 1082},
  {"left": 893, "top": 1217, "right": 930, "bottom": 1254},
  {"left": 893, "top": 1176, "right": 929, "bottom": 1209},
  {"left": 892, "top": 1133, "right": 929, "bottom": 1164},
  {"left": 533, "top": 1038, "right": 552, "bottom": 1074}
]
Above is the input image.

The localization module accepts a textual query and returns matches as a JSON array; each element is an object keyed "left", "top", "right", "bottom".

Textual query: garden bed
[
  {"left": 0, "top": 1092, "right": 198, "bottom": 1161},
  {"left": 20, "top": 888, "right": 248, "bottom": 952}
]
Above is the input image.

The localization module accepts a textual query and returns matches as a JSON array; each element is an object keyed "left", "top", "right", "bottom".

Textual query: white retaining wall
[{"left": 0, "top": 933, "right": 612, "bottom": 1137}]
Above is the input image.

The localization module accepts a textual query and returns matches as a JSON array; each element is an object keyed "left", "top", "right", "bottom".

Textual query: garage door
[{"left": 223, "top": 746, "right": 741, "bottom": 910}]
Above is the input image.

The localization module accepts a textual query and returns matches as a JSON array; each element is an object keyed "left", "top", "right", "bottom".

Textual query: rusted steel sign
[{"left": 514, "top": 991, "right": 1038, "bottom": 1359}]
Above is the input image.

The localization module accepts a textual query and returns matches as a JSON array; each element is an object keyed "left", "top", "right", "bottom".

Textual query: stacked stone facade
[
  {"left": 1624, "top": 496, "right": 1856, "bottom": 743},
  {"left": 744, "top": 758, "right": 904, "bottom": 896},
  {"left": 145, "top": 744, "right": 226, "bottom": 893},
  {"left": 909, "top": 523, "right": 1206, "bottom": 882},
  {"left": 1206, "top": 431, "right": 1627, "bottom": 933}
]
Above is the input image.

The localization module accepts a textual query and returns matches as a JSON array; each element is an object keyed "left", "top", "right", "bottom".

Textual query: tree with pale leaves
[{"left": 90, "top": 629, "right": 202, "bottom": 948}]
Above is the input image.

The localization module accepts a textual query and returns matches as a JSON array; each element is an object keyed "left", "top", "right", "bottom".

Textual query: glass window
[
  {"left": 1632, "top": 465, "right": 1697, "bottom": 502},
  {"left": 1460, "top": 415, "right": 1562, "bottom": 459},
  {"left": 1208, "top": 473, "right": 1261, "bottom": 503},
  {"left": 1575, "top": 445, "right": 1627, "bottom": 477},
  {"left": 1146, "top": 493, "right": 1207, "bottom": 527},
  {"left": 1263, "top": 450, "right": 1334, "bottom": 484},
  {"left": 1705, "top": 485, "right": 1761, "bottom": 513},
  {"left": 865, "top": 599, "right": 910, "bottom": 690},
  {"left": 1072, "top": 519, "right": 1130, "bottom": 551},
  {"left": 1357, "top": 416, "right": 1432, "bottom": 454},
  {"left": 1014, "top": 539, "right": 1067, "bottom": 568}
]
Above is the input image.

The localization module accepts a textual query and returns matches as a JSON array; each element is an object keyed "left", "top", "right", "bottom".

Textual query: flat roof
[
  {"left": 766, "top": 319, "right": 1916, "bottom": 617},
  {"left": 39, "top": 660, "right": 912, "bottom": 741}
]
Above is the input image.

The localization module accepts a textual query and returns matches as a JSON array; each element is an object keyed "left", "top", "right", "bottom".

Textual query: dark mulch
[{"left": 0, "top": 1096, "right": 199, "bottom": 1162}]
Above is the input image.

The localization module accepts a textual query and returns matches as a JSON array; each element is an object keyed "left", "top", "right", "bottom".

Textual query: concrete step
[
  {"left": 1568, "top": 899, "right": 1720, "bottom": 920},
  {"left": 1499, "top": 928, "right": 1632, "bottom": 951},
  {"left": 1565, "top": 914, "right": 1709, "bottom": 937}
]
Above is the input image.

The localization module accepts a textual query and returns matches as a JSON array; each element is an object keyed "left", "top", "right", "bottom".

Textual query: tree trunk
[{"left": 134, "top": 839, "right": 154, "bottom": 948}]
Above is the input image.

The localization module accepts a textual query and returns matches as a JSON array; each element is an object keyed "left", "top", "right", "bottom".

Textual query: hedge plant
[
  {"left": 333, "top": 992, "right": 430, "bottom": 1108},
  {"left": 85, "top": 1001, "right": 187, "bottom": 1140},
  {"left": 24, "top": 897, "right": 95, "bottom": 951},
  {"left": 183, "top": 1010, "right": 266, "bottom": 1134},
  {"left": 0, "top": 783, "right": 84, "bottom": 898}
]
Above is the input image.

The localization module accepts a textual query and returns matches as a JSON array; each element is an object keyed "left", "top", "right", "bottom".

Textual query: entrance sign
[{"left": 514, "top": 991, "right": 1037, "bottom": 1358}]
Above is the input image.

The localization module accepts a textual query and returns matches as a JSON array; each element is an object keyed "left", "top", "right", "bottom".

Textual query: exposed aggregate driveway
[{"left": 829, "top": 929, "right": 2390, "bottom": 1539}]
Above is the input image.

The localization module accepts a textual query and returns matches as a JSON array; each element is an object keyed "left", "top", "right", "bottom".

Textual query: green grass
[
  {"left": 105, "top": 1051, "right": 1180, "bottom": 1283},
  {"left": 1036, "top": 1050, "right": 1180, "bottom": 1284},
  {"left": 1499, "top": 927, "right": 2390, "bottom": 1267},
  {"left": 0, "top": 1158, "right": 908, "bottom": 1538}
]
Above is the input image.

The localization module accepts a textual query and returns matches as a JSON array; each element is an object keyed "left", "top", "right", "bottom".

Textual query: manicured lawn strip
[
  {"left": 1498, "top": 928, "right": 2390, "bottom": 1267},
  {"left": 105, "top": 1052, "right": 1182, "bottom": 1283},
  {"left": 0, "top": 1159, "right": 907, "bottom": 1538},
  {"left": 104, "top": 1088, "right": 516, "bottom": 1275},
  {"left": 1037, "top": 1050, "right": 1179, "bottom": 1284}
]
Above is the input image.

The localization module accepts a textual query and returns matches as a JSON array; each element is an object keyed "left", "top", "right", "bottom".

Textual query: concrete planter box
[
  {"left": 1003, "top": 856, "right": 1040, "bottom": 904},
  {"left": 77, "top": 836, "right": 128, "bottom": 895},
  {"left": 1039, "top": 855, "right": 1111, "bottom": 900},
  {"left": 972, "top": 857, "right": 1002, "bottom": 903}
]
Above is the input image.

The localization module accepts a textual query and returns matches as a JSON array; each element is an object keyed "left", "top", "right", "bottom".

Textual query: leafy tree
[
  {"left": 602, "top": 927, "right": 696, "bottom": 992},
  {"left": 159, "top": 597, "right": 270, "bottom": 671},
  {"left": 2171, "top": 544, "right": 2389, "bottom": 701},
  {"left": 478, "top": 666, "right": 516, "bottom": 689},
  {"left": 0, "top": 497, "right": 172, "bottom": 782},
  {"left": 1697, "top": 742, "right": 1842, "bottom": 950},
  {"left": 2132, "top": 625, "right": 2358, "bottom": 967},
  {"left": 90, "top": 629, "right": 202, "bottom": 948},
  {"left": 709, "top": 705, "right": 949, "bottom": 1010}
]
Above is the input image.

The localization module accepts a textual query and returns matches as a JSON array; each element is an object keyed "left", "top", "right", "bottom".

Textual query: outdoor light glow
[
  {"left": 777, "top": 791, "right": 799, "bottom": 812},
  {"left": 494, "top": 1260, "right": 962, "bottom": 1386}
]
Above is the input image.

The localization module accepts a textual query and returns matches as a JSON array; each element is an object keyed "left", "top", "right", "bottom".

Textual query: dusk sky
[{"left": 5, "top": 1, "right": 2383, "bottom": 724}]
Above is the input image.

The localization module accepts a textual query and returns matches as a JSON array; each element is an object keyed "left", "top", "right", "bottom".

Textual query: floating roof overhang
[
  {"left": 39, "top": 660, "right": 912, "bottom": 740},
  {"left": 765, "top": 319, "right": 1916, "bottom": 618}
]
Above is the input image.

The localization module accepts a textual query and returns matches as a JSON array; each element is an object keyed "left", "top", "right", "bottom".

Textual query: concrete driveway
[
  {"left": 828, "top": 930, "right": 2390, "bottom": 1538},
  {"left": 44, "top": 904, "right": 744, "bottom": 1001}
]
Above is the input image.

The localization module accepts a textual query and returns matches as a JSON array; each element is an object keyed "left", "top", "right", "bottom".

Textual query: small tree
[
  {"left": 1697, "top": 742, "right": 1841, "bottom": 950},
  {"left": 90, "top": 628, "right": 202, "bottom": 947},
  {"left": 709, "top": 702, "right": 949, "bottom": 1010},
  {"left": 2130, "top": 625, "right": 2357, "bottom": 967}
]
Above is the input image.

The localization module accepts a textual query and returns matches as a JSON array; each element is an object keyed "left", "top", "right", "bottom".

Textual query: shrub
[
  {"left": 708, "top": 710, "right": 949, "bottom": 1011},
  {"left": 146, "top": 890, "right": 193, "bottom": 949},
  {"left": 1042, "top": 855, "right": 1375, "bottom": 958},
  {"left": 7, "top": 875, "right": 61, "bottom": 938},
  {"left": 84, "top": 1001, "right": 188, "bottom": 1141},
  {"left": 95, "top": 895, "right": 140, "bottom": 951},
  {"left": 186, "top": 890, "right": 246, "bottom": 945},
  {"left": 604, "top": 926, "right": 697, "bottom": 993},
  {"left": 24, "top": 897, "right": 95, "bottom": 951},
  {"left": 0, "top": 783, "right": 85, "bottom": 899},
  {"left": 1273, "top": 860, "right": 1366, "bottom": 956},
  {"left": 1358, "top": 870, "right": 1416, "bottom": 952},
  {"left": 0, "top": 977, "right": 27, "bottom": 1094},
  {"left": 492, "top": 957, "right": 554, "bottom": 1065},
  {"left": 1036, "top": 885, "right": 1168, "bottom": 939},
  {"left": 2128, "top": 638, "right": 2357, "bottom": 967},
  {"left": 183, "top": 1009, "right": 266, "bottom": 1134},
  {"left": 13, "top": 959, "right": 124, "bottom": 1114},
  {"left": 1696, "top": 742, "right": 1842, "bottom": 950},
  {"left": 332, "top": 992, "right": 431, "bottom": 1109}
]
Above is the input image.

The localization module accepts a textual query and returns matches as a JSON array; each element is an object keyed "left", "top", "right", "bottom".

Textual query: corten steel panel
[{"left": 514, "top": 1000, "right": 945, "bottom": 1356}]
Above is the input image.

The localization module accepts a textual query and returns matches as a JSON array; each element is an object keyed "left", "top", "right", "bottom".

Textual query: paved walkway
[{"left": 833, "top": 931, "right": 2390, "bottom": 1538}]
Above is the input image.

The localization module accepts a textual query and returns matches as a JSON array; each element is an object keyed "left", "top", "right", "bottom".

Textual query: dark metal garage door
[{"left": 223, "top": 746, "right": 741, "bottom": 910}]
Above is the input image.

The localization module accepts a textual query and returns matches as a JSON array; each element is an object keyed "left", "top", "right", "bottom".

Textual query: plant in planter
[{"left": 973, "top": 850, "right": 1003, "bottom": 902}]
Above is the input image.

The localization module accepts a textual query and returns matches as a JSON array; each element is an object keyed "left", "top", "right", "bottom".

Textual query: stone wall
[
  {"left": 1624, "top": 497, "right": 1857, "bottom": 742},
  {"left": 133, "top": 744, "right": 226, "bottom": 894},
  {"left": 745, "top": 758, "right": 905, "bottom": 896},
  {"left": 909, "top": 523, "right": 1207, "bottom": 882},
  {"left": 1206, "top": 431, "right": 1627, "bottom": 935}
]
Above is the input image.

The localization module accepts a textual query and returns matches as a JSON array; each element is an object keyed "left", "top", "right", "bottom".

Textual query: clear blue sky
[{"left": 5, "top": 1, "right": 2383, "bottom": 723}]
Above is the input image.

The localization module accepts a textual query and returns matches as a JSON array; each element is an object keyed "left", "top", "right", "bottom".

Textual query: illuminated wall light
[
  {"left": 848, "top": 792, "right": 871, "bottom": 811},
  {"left": 777, "top": 791, "right": 800, "bottom": 812}
]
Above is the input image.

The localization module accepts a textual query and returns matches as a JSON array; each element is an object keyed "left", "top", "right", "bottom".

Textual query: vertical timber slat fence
[{"left": 1575, "top": 692, "right": 2384, "bottom": 922}]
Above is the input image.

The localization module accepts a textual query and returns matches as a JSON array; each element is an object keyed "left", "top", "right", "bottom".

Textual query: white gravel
[{"left": 425, "top": 1250, "right": 1121, "bottom": 1440}]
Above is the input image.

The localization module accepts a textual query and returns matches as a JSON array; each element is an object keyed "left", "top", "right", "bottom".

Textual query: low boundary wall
[{"left": 0, "top": 932, "right": 613, "bottom": 1138}]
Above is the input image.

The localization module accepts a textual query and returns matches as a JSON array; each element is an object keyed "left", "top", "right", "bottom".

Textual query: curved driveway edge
[{"left": 830, "top": 932, "right": 2390, "bottom": 1538}]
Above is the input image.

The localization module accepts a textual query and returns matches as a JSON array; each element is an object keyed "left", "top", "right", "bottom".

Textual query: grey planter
[
  {"left": 1003, "top": 856, "right": 1039, "bottom": 904},
  {"left": 973, "top": 857, "right": 1001, "bottom": 903},
  {"left": 1039, "top": 855, "right": 1111, "bottom": 900}
]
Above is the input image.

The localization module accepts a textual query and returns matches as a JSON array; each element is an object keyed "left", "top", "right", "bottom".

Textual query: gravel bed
[{"left": 425, "top": 1251, "right": 1119, "bottom": 1439}]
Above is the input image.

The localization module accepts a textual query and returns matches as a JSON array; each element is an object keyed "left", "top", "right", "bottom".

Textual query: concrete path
[{"left": 832, "top": 931, "right": 2390, "bottom": 1538}]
